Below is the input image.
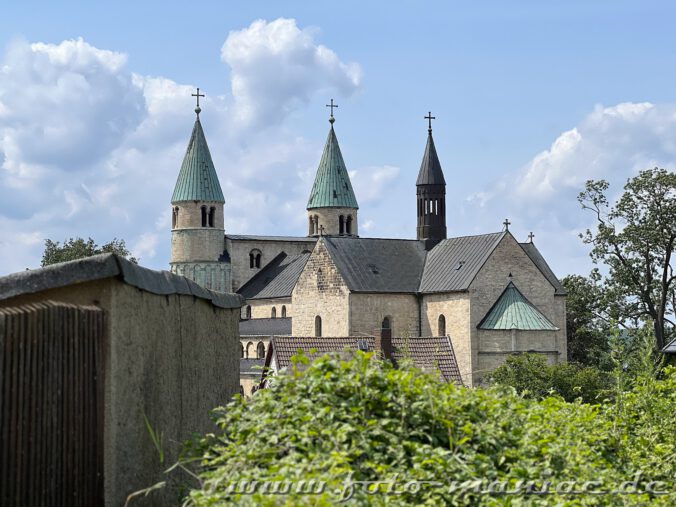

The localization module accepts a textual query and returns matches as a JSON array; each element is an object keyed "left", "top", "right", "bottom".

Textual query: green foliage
[
  {"left": 41, "top": 236, "right": 138, "bottom": 266},
  {"left": 489, "top": 353, "right": 612, "bottom": 404},
  {"left": 578, "top": 167, "right": 676, "bottom": 350},
  {"left": 185, "top": 352, "right": 674, "bottom": 506}
]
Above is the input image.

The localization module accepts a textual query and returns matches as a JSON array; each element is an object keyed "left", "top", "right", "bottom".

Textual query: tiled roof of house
[
  {"left": 267, "top": 335, "right": 463, "bottom": 385},
  {"left": 239, "top": 317, "right": 292, "bottom": 336},
  {"left": 238, "top": 252, "right": 311, "bottom": 300},
  {"left": 478, "top": 281, "right": 559, "bottom": 330}
]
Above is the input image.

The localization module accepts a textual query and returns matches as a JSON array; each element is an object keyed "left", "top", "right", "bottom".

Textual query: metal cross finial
[
  {"left": 424, "top": 111, "right": 436, "bottom": 132},
  {"left": 503, "top": 218, "right": 511, "bottom": 231},
  {"left": 192, "top": 87, "right": 205, "bottom": 114},
  {"left": 528, "top": 231, "right": 535, "bottom": 243},
  {"left": 326, "top": 99, "right": 338, "bottom": 124}
]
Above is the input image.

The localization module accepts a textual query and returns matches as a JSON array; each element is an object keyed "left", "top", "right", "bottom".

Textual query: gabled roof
[
  {"left": 171, "top": 116, "right": 224, "bottom": 203},
  {"left": 519, "top": 242, "right": 567, "bottom": 295},
  {"left": 478, "top": 281, "right": 558, "bottom": 330},
  {"left": 239, "top": 318, "right": 292, "bottom": 336},
  {"left": 238, "top": 252, "right": 311, "bottom": 300},
  {"left": 306, "top": 126, "right": 358, "bottom": 209},
  {"left": 419, "top": 232, "right": 506, "bottom": 293},
  {"left": 266, "top": 335, "right": 463, "bottom": 385},
  {"left": 416, "top": 131, "right": 446, "bottom": 186},
  {"left": 322, "top": 237, "right": 427, "bottom": 293}
]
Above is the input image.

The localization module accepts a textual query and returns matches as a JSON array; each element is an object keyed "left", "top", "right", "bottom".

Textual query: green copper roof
[
  {"left": 307, "top": 126, "right": 358, "bottom": 210},
  {"left": 478, "top": 282, "right": 559, "bottom": 331},
  {"left": 171, "top": 116, "right": 224, "bottom": 203}
]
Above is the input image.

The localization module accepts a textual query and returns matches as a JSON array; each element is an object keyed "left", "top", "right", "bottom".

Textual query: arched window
[
  {"left": 315, "top": 316, "right": 322, "bottom": 337},
  {"left": 246, "top": 341, "right": 254, "bottom": 359},
  {"left": 245, "top": 305, "right": 251, "bottom": 319},
  {"left": 250, "top": 250, "right": 262, "bottom": 269},
  {"left": 208, "top": 206, "right": 215, "bottom": 227},
  {"left": 281, "top": 305, "right": 287, "bottom": 318},
  {"left": 201, "top": 206, "right": 207, "bottom": 227},
  {"left": 257, "top": 342, "right": 266, "bottom": 359},
  {"left": 255, "top": 253, "right": 261, "bottom": 268},
  {"left": 314, "top": 215, "right": 319, "bottom": 235},
  {"left": 381, "top": 316, "right": 391, "bottom": 330},
  {"left": 240, "top": 343, "right": 244, "bottom": 358},
  {"left": 172, "top": 207, "right": 179, "bottom": 229},
  {"left": 271, "top": 307, "right": 277, "bottom": 319},
  {"left": 346, "top": 215, "right": 353, "bottom": 235},
  {"left": 438, "top": 315, "right": 446, "bottom": 336},
  {"left": 308, "top": 216, "right": 314, "bottom": 235},
  {"left": 339, "top": 215, "right": 345, "bottom": 234}
]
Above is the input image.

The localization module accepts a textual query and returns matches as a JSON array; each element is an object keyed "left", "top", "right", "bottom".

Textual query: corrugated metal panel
[
  {"left": 519, "top": 243, "right": 567, "bottom": 295},
  {"left": 171, "top": 117, "right": 224, "bottom": 203},
  {"left": 416, "top": 132, "right": 446, "bottom": 186},
  {"left": 478, "top": 282, "right": 558, "bottom": 330},
  {"left": 419, "top": 232, "right": 505, "bottom": 293},
  {"left": 306, "top": 126, "right": 359, "bottom": 209}
]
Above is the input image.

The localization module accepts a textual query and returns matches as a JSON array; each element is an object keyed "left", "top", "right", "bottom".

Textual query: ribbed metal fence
[{"left": 0, "top": 301, "right": 103, "bottom": 506}]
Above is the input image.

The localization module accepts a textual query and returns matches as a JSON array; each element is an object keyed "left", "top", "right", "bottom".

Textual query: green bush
[{"left": 184, "top": 353, "right": 674, "bottom": 506}]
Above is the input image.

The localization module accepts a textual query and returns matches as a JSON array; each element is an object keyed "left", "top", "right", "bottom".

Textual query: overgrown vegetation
[{"left": 181, "top": 352, "right": 674, "bottom": 506}]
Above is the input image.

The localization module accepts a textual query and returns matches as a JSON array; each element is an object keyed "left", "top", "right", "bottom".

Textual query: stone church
[{"left": 169, "top": 100, "right": 567, "bottom": 386}]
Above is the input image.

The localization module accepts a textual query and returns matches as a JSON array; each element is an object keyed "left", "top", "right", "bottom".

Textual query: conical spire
[
  {"left": 416, "top": 130, "right": 446, "bottom": 186},
  {"left": 307, "top": 124, "right": 358, "bottom": 209},
  {"left": 171, "top": 114, "right": 224, "bottom": 203}
]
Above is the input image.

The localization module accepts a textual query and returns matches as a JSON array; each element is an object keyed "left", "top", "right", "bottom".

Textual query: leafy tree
[
  {"left": 578, "top": 168, "right": 676, "bottom": 350},
  {"left": 41, "top": 237, "right": 138, "bottom": 267}
]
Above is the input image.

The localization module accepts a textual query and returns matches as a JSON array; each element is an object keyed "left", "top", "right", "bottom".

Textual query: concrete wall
[
  {"left": 468, "top": 233, "right": 567, "bottom": 385},
  {"left": 307, "top": 208, "right": 358, "bottom": 236},
  {"left": 0, "top": 278, "right": 240, "bottom": 507},
  {"left": 349, "top": 293, "right": 418, "bottom": 337},
  {"left": 226, "top": 237, "right": 316, "bottom": 292},
  {"left": 292, "top": 239, "right": 350, "bottom": 336}
]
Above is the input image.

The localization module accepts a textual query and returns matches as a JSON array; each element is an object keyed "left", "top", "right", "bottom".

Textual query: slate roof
[
  {"left": 240, "top": 318, "right": 292, "bottom": 336},
  {"left": 267, "top": 336, "right": 463, "bottom": 384},
  {"left": 240, "top": 358, "right": 266, "bottom": 375},
  {"left": 419, "top": 232, "right": 506, "bottom": 293},
  {"left": 307, "top": 126, "right": 359, "bottom": 209},
  {"left": 322, "top": 237, "right": 427, "bottom": 293},
  {"left": 171, "top": 115, "right": 224, "bottom": 203},
  {"left": 0, "top": 253, "right": 243, "bottom": 309},
  {"left": 519, "top": 243, "right": 567, "bottom": 295},
  {"left": 238, "top": 252, "right": 311, "bottom": 300},
  {"left": 226, "top": 235, "right": 317, "bottom": 244},
  {"left": 416, "top": 131, "right": 446, "bottom": 186},
  {"left": 478, "top": 282, "right": 558, "bottom": 330}
]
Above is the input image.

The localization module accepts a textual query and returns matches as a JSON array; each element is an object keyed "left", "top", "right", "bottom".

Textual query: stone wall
[
  {"left": 307, "top": 207, "right": 358, "bottom": 236},
  {"left": 244, "top": 298, "right": 292, "bottom": 319},
  {"left": 292, "top": 239, "right": 350, "bottom": 336},
  {"left": 241, "top": 336, "right": 270, "bottom": 360},
  {"left": 172, "top": 261, "right": 231, "bottom": 293},
  {"left": 348, "top": 293, "right": 418, "bottom": 337},
  {"left": 171, "top": 228, "right": 226, "bottom": 263},
  {"left": 468, "top": 233, "right": 566, "bottom": 385}
]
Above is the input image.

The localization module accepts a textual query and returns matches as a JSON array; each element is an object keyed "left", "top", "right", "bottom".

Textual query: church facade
[{"left": 170, "top": 100, "right": 567, "bottom": 386}]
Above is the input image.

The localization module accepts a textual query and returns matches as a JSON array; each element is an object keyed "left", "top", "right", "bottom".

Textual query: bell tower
[{"left": 416, "top": 112, "right": 447, "bottom": 250}]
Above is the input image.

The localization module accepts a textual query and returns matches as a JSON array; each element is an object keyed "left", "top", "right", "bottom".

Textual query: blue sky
[{"left": 1, "top": 0, "right": 675, "bottom": 277}]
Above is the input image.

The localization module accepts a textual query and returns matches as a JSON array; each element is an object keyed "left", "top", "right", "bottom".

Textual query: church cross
[
  {"left": 192, "top": 87, "right": 205, "bottom": 108},
  {"left": 528, "top": 231, "right": 535, "bottom": 243},
  {"left": 503, "top": 218, "right": 511, "bottom": 231},
  {"left": 425, "top": 111, "right": 436, "bottom": 132},
  {"left": 326, "top": 99, "right": 338, "bottom": 123},
  {"left": 319, "top": 225, "right": 325, "bottom": 236}
]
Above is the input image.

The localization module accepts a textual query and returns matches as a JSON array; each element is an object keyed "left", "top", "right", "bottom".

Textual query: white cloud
[
  {"left": 350, "top": 165, "right": 400, "bottom": 204},
  {"left": 221, "top": 18, "right": 362, "bottom": 128}
]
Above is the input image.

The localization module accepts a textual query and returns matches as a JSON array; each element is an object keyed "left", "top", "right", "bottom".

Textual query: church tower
[
  {"left": 170, "top": 90, "right": 230, "bottom": 292},
  {"left": 307, "top": 100, "right": 359, "bottom": 237},
  {"left": 416, "top": 112, "right": 447, "bottom": 249}
]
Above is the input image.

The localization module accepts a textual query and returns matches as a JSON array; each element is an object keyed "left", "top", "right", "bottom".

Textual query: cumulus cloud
[{"left": 221, "top": 18, "right": 362, "bottom": 127}]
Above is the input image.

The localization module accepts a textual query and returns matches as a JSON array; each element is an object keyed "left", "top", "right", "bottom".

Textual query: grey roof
[
  {"left": 267, "top": 335, "right": 462, "bottom": 385},
  {"left": 240, "top": 358, "right": 265, "bottom": 375},
  {"left": 419, "top": 232, "right": 505, "bottom": 293},
  {"left": 240, "top": 318, "right": 292, "bottom": 336},
  {"left": 322, "top": 237, "right": 427, "bottom": 293},
  {"left": 519, "top": 243, "right": 567, "bottom": 295},
  {"left": 226, "top": 234, "right": 317, "bottom": 244},
  {"left": 0, "top": 253, "right": 243, "bottom": 309},
  {"left": 238, "top": 252, "right": 311, "bottom": 300},
  {"left": 663, "top": 337, "right": 676, "bottom": 354},
  {"left": 416, "top": 131, "right": 446, "bottom": 186}
]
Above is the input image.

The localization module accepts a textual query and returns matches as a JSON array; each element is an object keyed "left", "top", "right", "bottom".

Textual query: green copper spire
[
  {"left": 171, "top": 107, "right": 224, "bottom": 204},
  {"left": 478, "top": 282, "right": 558, "bottom": 330},
  {"left": 307, "top": 121, "right": 358, "bottom": 210}
]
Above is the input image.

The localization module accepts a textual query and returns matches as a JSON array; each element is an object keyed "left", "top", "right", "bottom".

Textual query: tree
[
  {"left": 41, "top": 237, "right": 138, "bottom": 267},
  {"left": 578, "top": 168, "right": 676, "bottom": 350}
]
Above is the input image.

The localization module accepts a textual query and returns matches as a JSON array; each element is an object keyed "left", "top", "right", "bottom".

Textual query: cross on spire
[
  {"left": 528, "top": 231, "right": 535, "bottom": 243},
  {"left": 326, "top": 99, "right": 338, "bottom": 124},
  {"left": 192, "top": 87, "right": 205, "bottom": 114},
  {"left": 425, "top": 111, "right": 436, "bottom": 133},
  {"left": 503, "top": 218, "right": 511, "bottom": 231}
]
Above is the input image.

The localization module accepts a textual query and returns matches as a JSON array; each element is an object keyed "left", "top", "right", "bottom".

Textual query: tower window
[
  {"left": 208, "top": 207, "right": 215, "bottom": 227},
  {"left": 172, "top": 207, "right": 179, "bottom": 229},
  {"left": 346, "top": 215, "right": 353, "bottom": 235},
  {"left": 438, "top": 315, "right": 446, "bottom": 336},
  {"left": 381, "top": 316, "right": 391, "bottom": 330},
  {"left": 250, "top": 249, "right": 262, "bottom": 269},
  {"left": 255, "top": 253, "right": 261, "bottom": 268},
  {"left": 201, "top": 206, "right": 207, "bottom": 227},
  {"left": 315, "top": 315, "right": 322, "bottom": 337},
  {"left": 339, "top": 215, "right": 345, "bottom": 234}
]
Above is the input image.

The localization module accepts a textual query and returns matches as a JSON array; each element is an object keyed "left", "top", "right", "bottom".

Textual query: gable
[{"left": 478, "top": 282, "right": 558, "bottom": 330}]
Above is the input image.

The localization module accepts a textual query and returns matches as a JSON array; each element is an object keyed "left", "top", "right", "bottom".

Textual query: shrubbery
[{"left": 185, "top": 353, "right": 675, "bottom": 506}]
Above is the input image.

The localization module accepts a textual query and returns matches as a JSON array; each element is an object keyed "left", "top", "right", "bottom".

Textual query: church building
[{"left": 169, "top": 96, "right": 567, "bottom": 386}]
